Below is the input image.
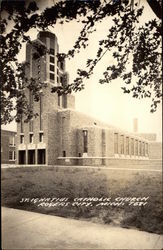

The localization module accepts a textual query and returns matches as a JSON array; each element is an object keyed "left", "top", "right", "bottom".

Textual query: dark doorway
[
  {"left": 38, "top": 149, "right": 46, "bottom": 164},
  {"left": 28, "top": 150, "right": 35, "bottom": 164},
  {"left": 19, "top": 150, "right": 26, "bottom": 164}
]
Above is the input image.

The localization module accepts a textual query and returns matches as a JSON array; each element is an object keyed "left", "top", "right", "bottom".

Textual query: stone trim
[{"left": 58, "top": 156, "right": 149, "bottom": 160}]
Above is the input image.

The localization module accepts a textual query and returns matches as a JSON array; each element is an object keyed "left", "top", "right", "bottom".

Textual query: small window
[
  {"left": 50, "top": 64, "right": 54, "bottom": 72},
  {"left": 39, "top": 132, "right": 43, "bottom": 142},
  {"left": 9, "top": 150, "right": 15, "bottom": 161},
  {"left": 50, "top": 73, "right": 54, "bottom": 80},
  {"left": 20, "top": 135, "right": 24, "bottom": 144},
  {"left": 29, "top": 134, "right": 33, "bottom": 144},
  {"left": 63, "top": 151, "right": 66, "bottom": 157},
  {"left": 50, "top": 56, "right": 54, "bottom": 63},
  {"left": 9, "top": 151, "right": 13, "bottom": 160},
  {"left": 50, "top": 48, "right": 55, "bottom": 55},
  {"left": 78, "top": 153, "right": 81, "bottom": 157}
]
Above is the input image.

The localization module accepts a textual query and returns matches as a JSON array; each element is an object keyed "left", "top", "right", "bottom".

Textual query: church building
[{"left": 16, "top": 31, "right": 162, "bottom": 167}]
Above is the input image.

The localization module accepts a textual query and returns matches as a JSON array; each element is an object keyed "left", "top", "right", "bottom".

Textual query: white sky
[{"left": 2, "top": 0, "right": 162, "bottom": 141}]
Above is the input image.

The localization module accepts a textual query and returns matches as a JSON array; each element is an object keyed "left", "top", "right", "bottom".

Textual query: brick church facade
[{"left": 16, "top": 31, "right": 162, "bottom": 166}]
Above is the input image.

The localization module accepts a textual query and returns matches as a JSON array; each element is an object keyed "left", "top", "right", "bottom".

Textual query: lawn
[{"left": 1, "top": 166, "right": 163, "bottom": 234}]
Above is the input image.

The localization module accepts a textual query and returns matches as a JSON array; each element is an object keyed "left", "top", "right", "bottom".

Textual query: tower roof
[{"left": 37, "top": 31, "right": 57, "bottom": 41}]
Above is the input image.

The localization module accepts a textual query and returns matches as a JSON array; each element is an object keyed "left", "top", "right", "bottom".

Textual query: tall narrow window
[
  {"left": 145, "top": 143, "right": 148, "bottom": 156},
  {"left": 139, "top": 141, "right": 142, "bottom": 156},
  {"left": 131, "top": 138, "right": 134, "bottom": 155},
  {"left": 14, "top": 151, "right": 16, "bottom": 160},
  {"left": 20, "top": 116, "right": 23, "bottom": 133},
  {"left": 13, "top": 136, "right": 15, "bottom": 146},
  {"left": 120, "top": 135, "right": 124, "bottom": 154},
  {"left": 9, "top": 151, "right": 13, "bottom": 160},
  {"left": 135, "top": 140, "right": 138, "bottom": 156},
  {"left": 83, "top": 130, "right": 88, "bottom": 153},
  {"left": 40, "top": 94, "right": 43, "bottom": 131},
  {"left": 114, "top": 133, "right": 118, "bottom": 154},
  {"left": 142, "top": 142, "right": 145, "bottom": 156},
  {"left": 29, "top": 91, "right": 34, "bottom": 132},
  {"left": 126, "top": 137, "right": 129, "bottom": 155},
  {"left": 9, "top": 150, "right": 16, "bottom": 161}
]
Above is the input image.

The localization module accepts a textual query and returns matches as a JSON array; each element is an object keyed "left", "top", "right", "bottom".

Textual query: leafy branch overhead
[{"left": 0, "top": 0, "right": 162, "bottom": 124}]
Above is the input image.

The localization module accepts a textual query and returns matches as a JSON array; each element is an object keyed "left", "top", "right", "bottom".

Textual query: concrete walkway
[{"left": 2, "top": 207, "right": 163, "bottom": 249}]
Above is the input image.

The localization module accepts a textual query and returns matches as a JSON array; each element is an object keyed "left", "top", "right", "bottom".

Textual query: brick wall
[
  {"left": 66, "top": 95, "right": 75, "bottom": 109},
  {"left": 105, "top": 129, "right": 115, "bottom": 157},
  {"left": 135, "top": 133, "right": 157, "bottom": 141},
  {"left": 47, "top": 111, "right": 59, "bottom": 165},
  {"left": 149, "top": 142, "right": 162, "bottom": 159},
  {"left": 1, "top": 130, "right": 16, "bottom": 164}
]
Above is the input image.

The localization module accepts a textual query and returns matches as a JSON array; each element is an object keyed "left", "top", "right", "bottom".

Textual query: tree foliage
[{"left": 0, "top": 0, "right": 162, "bottom": 124}]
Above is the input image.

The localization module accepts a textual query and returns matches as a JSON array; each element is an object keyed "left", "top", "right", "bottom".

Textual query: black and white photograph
[{"left": 1, "top": 0, "right": 162, "bottom": 249}]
